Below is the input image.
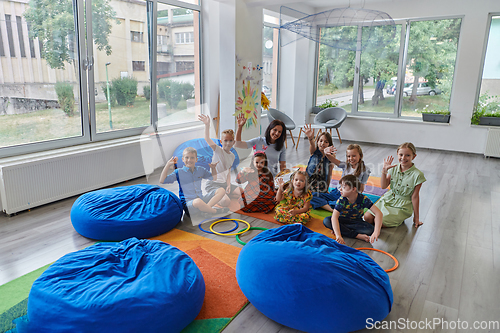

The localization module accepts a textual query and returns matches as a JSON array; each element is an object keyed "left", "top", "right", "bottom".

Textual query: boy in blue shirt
[
  {"left": 323, "top": 174, "right": 382, "bottom": 244},
  {"left": 160, "top": 147, "right": 228, "bottom": 217}
]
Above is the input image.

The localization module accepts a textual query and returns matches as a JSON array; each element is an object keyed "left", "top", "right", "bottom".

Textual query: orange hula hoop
[{"left": 355, "top": 248, "right": 399, "bottom": 273}]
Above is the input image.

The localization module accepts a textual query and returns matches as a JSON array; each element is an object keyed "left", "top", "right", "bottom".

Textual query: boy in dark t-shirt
[{"left": 323, "top": 175, "right": 382, "bottom": 244}]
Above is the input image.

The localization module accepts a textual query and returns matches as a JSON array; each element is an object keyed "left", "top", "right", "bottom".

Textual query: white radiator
[
  {"left": 485, "top": 128, "right": 500, "bottom": 158},
  {"left": 0, "top": 139, "right": 146, "bottom": 215}
]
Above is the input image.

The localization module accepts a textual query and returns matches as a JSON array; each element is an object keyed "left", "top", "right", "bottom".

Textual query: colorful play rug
[{"left": 0, "top": 229, "right": 247, "bottom": 333}]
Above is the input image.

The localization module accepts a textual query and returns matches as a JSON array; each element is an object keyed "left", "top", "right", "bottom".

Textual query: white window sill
[{"left": 346, "top": 114, "right": 451, "bottom": 126}]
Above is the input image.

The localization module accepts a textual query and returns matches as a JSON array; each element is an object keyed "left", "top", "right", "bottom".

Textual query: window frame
[
  {"left": 314, "top": 15, "right": 463, "bottom": 121},
  {"left": 473, "top": 13, "right": 500, "bottom": 114},
  {"left": 263, "top": 20, "right": 280, "bottom": 112},
  {"left": 0, "top": 0, "right": 203, "bottom": 158}
]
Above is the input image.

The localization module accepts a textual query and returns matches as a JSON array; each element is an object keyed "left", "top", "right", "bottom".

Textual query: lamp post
[{"left": 105, "top": 62, "right": 113, "bottom": 129}]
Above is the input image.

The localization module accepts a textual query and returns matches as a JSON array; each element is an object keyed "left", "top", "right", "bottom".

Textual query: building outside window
[
  {"left": 263, "top": 19, "right": 279, "bottom": 109},
  {"left": 130, "top": 31, "right": 144, "bottom": 43},
  {"left": 175, "top": 32, "right": 193, "bottom": 44},
  {"left": 132, "top": 61, "right": 145, "bottom": 71}
]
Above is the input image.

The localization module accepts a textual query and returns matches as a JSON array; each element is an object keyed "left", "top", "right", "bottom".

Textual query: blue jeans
[
  {"left": 323, "top": 216, "right": 374, "bottom": 239},
  {"left": 310, "top": 188, "right": 341, "bottom": 210}
]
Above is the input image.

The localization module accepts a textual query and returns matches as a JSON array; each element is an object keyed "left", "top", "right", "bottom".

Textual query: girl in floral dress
[{"left": 275, "top": 171, "right": 312, "bottom": 225}]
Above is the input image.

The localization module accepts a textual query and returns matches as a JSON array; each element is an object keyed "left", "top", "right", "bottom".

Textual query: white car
[{"left": 403, "top": 82, "right": 441, "bottom": 96}]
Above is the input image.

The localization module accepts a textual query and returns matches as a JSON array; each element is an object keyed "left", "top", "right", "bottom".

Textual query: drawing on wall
[
  {"left": 234, "top": 56, "right": 261, "bottom": 128},
  {"left": 235, "top": 80, "right": 259, "bottom": 128}
]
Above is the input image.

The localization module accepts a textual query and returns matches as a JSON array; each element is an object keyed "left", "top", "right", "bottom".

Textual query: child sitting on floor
[
  {"left": 198, "top": 114, "right": 241, "bottom": 207},
  {"left": 275, "top": 171, "right": 312, "bottom": 225},
  {"left": 236, "top": 151, "right": 276, "bottom": 213},
  {"left": 323, "top": 174, "right": 382, "bottom": 244},
  {"left": 159, "top": 147, "right": 228, "bottom": 217}
]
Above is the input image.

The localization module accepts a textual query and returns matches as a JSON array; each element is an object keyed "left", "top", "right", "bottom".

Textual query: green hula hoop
[{"left": 235, "top": 227, "right": 269, "bottom": 246}]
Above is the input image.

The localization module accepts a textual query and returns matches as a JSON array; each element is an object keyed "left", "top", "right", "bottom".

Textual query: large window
[
  {"left": 476, "top": 15, "right": 500, "bottom": 120},
  {"left": 262, "top": 24, "right": 279, "bottom": 109},
  {"left": 0, "top": 0, "right": 202, "bottom": 157},
  {"left": 317, "top": 26, "right": 356, "bottom": 111},
  {"left": 316, "top": 17, "right": 461, "bottom": 119},
  {"left": 156, "top": 3, "right": 200, "bottom": 127},
  {"left": 0, "top": 2, "right": 83, "bottom": 150}
]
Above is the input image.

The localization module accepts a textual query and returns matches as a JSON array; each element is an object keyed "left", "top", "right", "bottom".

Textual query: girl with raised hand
[
  {"left": 364, "top": 142, "right": 425, "bottom": 228},
  {"left": 275, "top": 171, "right": 312, "bottom": 225},
  {"left": 236, "top": 152, "right": 276, "bottom": 213},
  {"left": 303, "top": 124, "right": 338, "bottom": 199}
]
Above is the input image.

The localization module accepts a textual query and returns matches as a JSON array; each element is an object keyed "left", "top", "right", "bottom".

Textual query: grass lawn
[
  {"left": 0, "top": 97, "right": 191, "bottom": 149},
  {"left": 317, "top": 86, "right": 357, "bottom": 97}
]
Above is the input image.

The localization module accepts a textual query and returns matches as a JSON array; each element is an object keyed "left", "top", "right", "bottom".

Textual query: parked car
[
  {"left": 403, "top": 82, "right": 441, "bottom": 96},
  {"left": 386, "top": 83, "right": 411, "bottom": 95}
]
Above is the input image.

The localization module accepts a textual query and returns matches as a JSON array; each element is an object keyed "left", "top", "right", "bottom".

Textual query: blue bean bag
[
  {"left": 25, "top": 238, "right": 205, "bottom": 333},
  {"left": 173, "top": 138, "right": 239, "bottom": 171},
  {"left": 236, "top": 224, "right": 393, "bottom": 333},
  {"left": 71, "top": 184, "right": 182, "bottom": 241}
]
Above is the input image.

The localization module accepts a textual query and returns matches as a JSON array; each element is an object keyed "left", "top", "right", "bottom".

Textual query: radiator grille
[
  {"left": 485, "top": 128, "right": 500, "bottom": 158},
  {"left": 0, "top": 141, "right": 145, "bottom": 215}
]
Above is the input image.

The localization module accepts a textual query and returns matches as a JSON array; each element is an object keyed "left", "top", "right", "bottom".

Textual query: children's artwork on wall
[{"left": 234, "top": 56, "right": 262, "bottom": 128}]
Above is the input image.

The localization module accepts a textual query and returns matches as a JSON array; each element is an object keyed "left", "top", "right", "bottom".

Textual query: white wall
[{"left": 277, "top": 0, "right": 500, "bottom": 154}]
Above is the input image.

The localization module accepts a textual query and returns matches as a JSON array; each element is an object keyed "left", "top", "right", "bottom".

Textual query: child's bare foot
[
  {"left": 356, "top": 234, "right": 370, "bottom": 242},
  {"left": 413, "top": 220, "right": 423, "bottom": 228}
]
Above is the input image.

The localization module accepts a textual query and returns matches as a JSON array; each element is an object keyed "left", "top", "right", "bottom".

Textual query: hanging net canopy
[{"left": 280, "top": 6, "right": 396, "bottom": 52}]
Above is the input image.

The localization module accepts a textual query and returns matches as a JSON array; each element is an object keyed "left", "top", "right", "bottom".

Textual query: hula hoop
[
  {"left": 210, "top": 219, "right": 251, "bottom": 236},
  {"left": 235, "top": 227, "right": 269, "bottom": 246},
  {"left": 198, "top": 217, "right": 239, "bottom": 234},
  {"left": 355, "top": 247, "right": 399, "bottom": 273}
]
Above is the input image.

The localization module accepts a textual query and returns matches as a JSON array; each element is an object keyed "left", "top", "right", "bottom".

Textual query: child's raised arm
[
  {"left": 411, "top": 183, "right": 423, "bottom": 228},
  {"left": 275, "top": 177, "right": 285, "bottom": 202},
  {"left": 159, "top": 156, "right": 178, "bottom": 184},
  {"left": 324, "top": 146, "right": 341, "bottom": 166},
  {"left": 380, "top": 155, "right": 396, "bottom": 189},
  {"left": 303, "top": 124, "right": 316, "bottom": 155},
  {"left": 198, "top": 114, "right": 217, "bottom": 151},
  {"left": 234, "top": 114, "right": 248, "bottom": 149},
  {"left": 331, "top": 210, "right": 344, "bottom": 244}
]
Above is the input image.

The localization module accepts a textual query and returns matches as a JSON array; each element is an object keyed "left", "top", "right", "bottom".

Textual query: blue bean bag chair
[
  {"left": 172, "top": 138, "right": 239, "bottom": 171},
  {"left": 236, "top": 224, "right": 393, "bottom": 333},
  {"left": 71, "top": 184, "right": 182, "bottom": 241},
  {"left": 24, "top": 238, "right": 205, "bottom": 333}
]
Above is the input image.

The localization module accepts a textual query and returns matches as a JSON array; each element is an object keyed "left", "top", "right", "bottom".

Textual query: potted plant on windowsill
[
  {"left": 312, "top": 99, "right": 339, "bottom": 114},
  {"left": 421, "top": 105, "right": 450, "bottom": 123},
  {"left": 471, "top": 92, "right": 500, "bottom": 126}
]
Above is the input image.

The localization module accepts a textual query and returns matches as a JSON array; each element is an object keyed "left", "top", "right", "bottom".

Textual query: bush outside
[
  {"left": 157, "top": 79, "right": 194, "bottom": 109},
  {"left": 112, "top": 77, "right": 138, "bottom": 106},
  {"left": 55, "top": 82, "right": 75, "bottom": 117}
]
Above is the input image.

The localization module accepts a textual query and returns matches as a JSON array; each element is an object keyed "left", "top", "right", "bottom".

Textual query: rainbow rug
[{"left": 0, "top": 229, "right": 247, "bottom": 333}]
